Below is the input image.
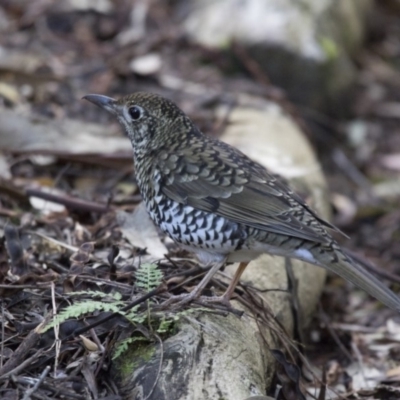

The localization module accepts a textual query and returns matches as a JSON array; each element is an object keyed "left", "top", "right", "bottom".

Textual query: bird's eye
[{"left": 128, "top": 106, "right": 142, "bottom": 121}]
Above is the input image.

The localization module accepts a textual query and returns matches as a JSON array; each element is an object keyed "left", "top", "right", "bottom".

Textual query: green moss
[
  {"left": 319, "top": 36, "right": 339, "bottom": 61},
  {"left": 116, "top": 340, "right": 156, "bottom": 377}
]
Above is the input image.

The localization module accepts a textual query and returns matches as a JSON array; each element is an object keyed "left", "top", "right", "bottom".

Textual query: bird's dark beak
[{"left": 82, "top": 94, "right": 119, "bottom": 115}]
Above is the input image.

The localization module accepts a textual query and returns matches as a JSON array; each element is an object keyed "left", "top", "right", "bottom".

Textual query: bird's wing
[{"left": 158, "top": 139, "right": 332, "bottom": 244}]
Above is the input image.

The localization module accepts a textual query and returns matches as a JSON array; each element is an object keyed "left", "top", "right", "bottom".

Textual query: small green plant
[
  {"left": 43, "top": 263, "right": 211, "bottom": 360},
  {"left": 135, "top": 263, "right": 163, "bottom": 292},
  {"left": 156, "top": 314, "right": 175, "bottom": 334},
  {"left": 135, "top": 263, "right": 163, "bottom": 330},
  {"left": 155, "top": 307, "right": 211, "bottom": 334},
  {"left": 113, "top": 308, "right": 209, "bottom": 360},
  {"left": 43, "top": 291, "right": 126, "bottom": 332},
  {"left": 112, "top": 336, "right": 149, "bottom": 360},
  {"left": 44, "top": 264, "right": 163, "bottom": 334}
]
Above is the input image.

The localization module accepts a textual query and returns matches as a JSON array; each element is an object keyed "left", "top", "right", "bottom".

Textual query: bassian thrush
[{"left": 83, "top": 92, "right": 400, "bottom": 311}]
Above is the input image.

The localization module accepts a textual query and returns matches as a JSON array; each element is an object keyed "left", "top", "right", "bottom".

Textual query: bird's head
[{"left": 83, "top": 92, "right": 195, "bottom": 155}]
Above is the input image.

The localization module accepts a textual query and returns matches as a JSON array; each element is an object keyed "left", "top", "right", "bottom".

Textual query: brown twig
[
  {"left": 231, "top": 41, "right": 271, "bottom": 86},
  {"left": 25, "top": 187, "right": 113, "bottom": 213},
  {"left": 22, "top": 365, "right": 51, "bottom": 400},
  {"left": 0, "top": 327, "right": 43, "bottom": 379}
]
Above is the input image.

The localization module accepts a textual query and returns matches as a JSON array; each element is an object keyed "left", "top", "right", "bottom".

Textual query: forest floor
[{"left": 0, "top": 1, "right": 399, "bottom": 399}]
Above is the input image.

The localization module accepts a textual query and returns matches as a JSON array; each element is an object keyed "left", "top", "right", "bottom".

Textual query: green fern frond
[
  {"left": 155, "top": 307, "right": 210, "bottom": 334},
  {"left": 135, "top": 263, "right": 163, "bottom": 292},
  {"left": 125, "top": 305, "right": 146, "bottom": 324},
  {"left": 44, "top": 300, "right": 125, "bottom": 332},
  {"left": 157, "top": 317, "right": 174, "bottom": 334},
  {"left": 112, "top": 336, "right": 148, "bottom": 360},
  {"left": 67, "top": 290, "right": 123, "bottom": 301}
]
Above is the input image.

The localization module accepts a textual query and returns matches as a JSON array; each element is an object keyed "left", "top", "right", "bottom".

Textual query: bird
[{"left": 83, "top": 92, "right": 400, "bottom": 311}]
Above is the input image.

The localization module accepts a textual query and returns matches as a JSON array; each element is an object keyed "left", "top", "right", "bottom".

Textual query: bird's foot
[
  {"left": 194, "top": 294, "right": 232, "bottom": 308},
  {"left": 191, "top": 294, "right": 243, "bottom": 315},
  {"left": 161, "top": 291, "right": 242, "bottom": 315},
  {"left": 161, "top": 287, "right": 211, "bottom": 308},
  {"left": 161, "top": 292, "right": 197, "bottom": 308}
]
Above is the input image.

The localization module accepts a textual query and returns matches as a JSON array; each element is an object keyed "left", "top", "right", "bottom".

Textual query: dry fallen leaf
[
  {"left": 386, "top": 365, "right": 400, "bottom": 379},
  {"left": 117, "top": 203, "right": 167, "bottom": 260},
  {"left": 0, "top": 153, "right": 11, "bottom": 179},
  {"left": 29, "top": 187, "right": 66, "bottom": 214},
  {"left": 79, "top": 335, "right": 99, "bottom": 352},
  {"left": 380, "top": 153, "right": 400, "bottom": 171},
  {"left": 130, "top": 53, "right": 162, "bottom": 76}
]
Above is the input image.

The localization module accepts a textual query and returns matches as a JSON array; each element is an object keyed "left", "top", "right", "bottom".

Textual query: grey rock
[{"left": 176, "top": 0, "right": 373, "bottom": 114}]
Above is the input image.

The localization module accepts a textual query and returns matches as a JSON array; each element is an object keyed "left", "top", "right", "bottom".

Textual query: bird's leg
[
  {"left": 163, "top": 260, "right": 249, "bottom": 308},
  {"left": 200, "top": 261, "right": 249, "bottom": 306},
  {"left": 221, "top": 261, "right": 249, "bottom": 301},
  {"left": 163, "top": 258, "right": 227, "bottom": 306}
]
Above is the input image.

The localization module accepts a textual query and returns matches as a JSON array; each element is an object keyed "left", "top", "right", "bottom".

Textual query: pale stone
[{"left": 175, "top": 0, "right": 373, "bottom": 112}]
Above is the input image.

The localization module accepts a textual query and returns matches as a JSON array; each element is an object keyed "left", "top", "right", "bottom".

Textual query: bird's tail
[{"left": 312, "top": 245, "right": 400, "bottom": 312}]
